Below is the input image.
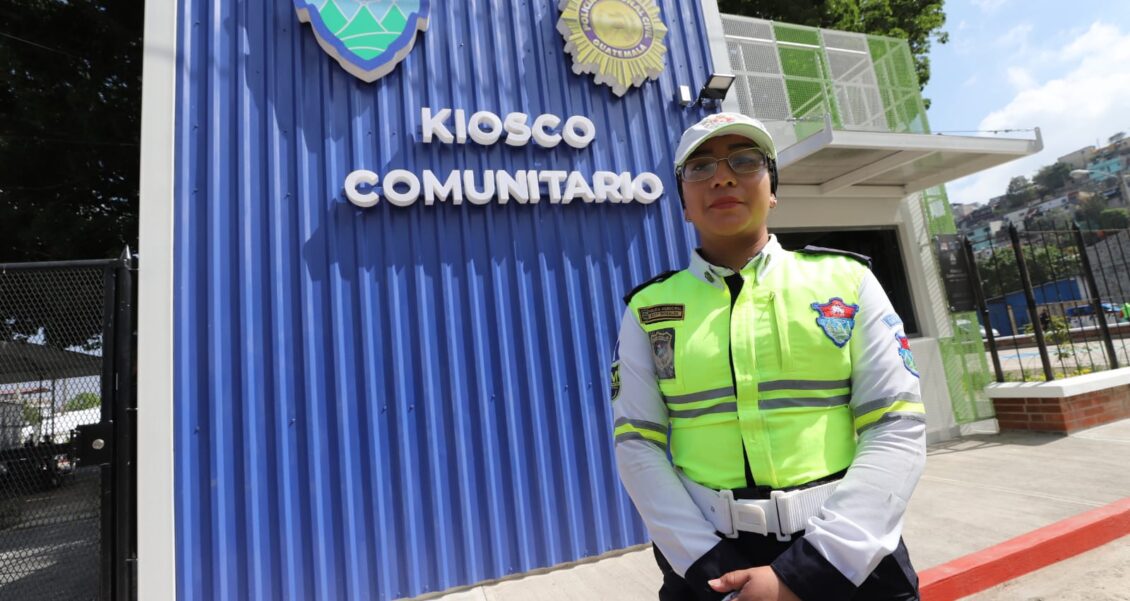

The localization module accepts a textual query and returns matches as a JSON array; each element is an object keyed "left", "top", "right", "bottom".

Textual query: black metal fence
[
  {"left": 964, "top": 222, "right": 1130, "bottom": 382},
  {"left": 0, "top": 256, "right": 135, "bottom": 601}
]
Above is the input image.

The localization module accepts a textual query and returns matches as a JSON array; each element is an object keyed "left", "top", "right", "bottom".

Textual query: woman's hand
[{"left": 709, "top": 566, "right": 801, "bottom": 601}]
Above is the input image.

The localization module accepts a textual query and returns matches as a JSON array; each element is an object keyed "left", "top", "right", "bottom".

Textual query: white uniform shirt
[{"left": 612, "top": 236, "right": 926, "bottom": 588}]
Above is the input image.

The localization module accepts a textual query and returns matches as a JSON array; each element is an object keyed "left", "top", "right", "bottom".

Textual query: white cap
[{"left": 673, "top": 112, "right": 777, "bottom": 168}]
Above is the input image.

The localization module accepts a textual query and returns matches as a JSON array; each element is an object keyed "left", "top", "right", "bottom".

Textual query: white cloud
[
  {"left": 1006, "top": 67, "right": 1036, "bottom": 90},
  {"left": 946, "top": 22, "right": 1130, "bottom": 205}
]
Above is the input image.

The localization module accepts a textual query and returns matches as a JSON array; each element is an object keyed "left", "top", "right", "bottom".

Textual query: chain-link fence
[{"left": 0, "top": 260, "right": 117, "bottom": 600}]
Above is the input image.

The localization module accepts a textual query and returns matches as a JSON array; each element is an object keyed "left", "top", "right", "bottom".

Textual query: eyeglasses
[{"left": 680, "top": 148, "right": 768, "bottom": 182}]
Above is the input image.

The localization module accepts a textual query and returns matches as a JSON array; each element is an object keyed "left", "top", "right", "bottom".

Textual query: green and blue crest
[{"left": 294, "top": 0, "right": 430, "bottom": 82}]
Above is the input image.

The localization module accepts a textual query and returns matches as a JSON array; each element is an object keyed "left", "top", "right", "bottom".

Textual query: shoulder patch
[
  {"left": 795, "top": 245, "right": 872, "bottom": 270},
  {"left": 623, "top": 270, "right": 680, "bottom": 305}
]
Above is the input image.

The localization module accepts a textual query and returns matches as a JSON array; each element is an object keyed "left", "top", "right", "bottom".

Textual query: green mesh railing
[
  {"left": 773, "top": 22, "right": 841, "bottom": 141},
  {"left": 866, "top": 36, "right": 928, "bottom": 134},
  {"left": 920, "top": 188, "right": 995, "bottom": 423}
]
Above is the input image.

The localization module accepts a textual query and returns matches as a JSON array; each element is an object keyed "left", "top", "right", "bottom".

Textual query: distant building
[
  {"left": 988, "top": 194, "right": 1008, "bottom": 211},
  {"left": 1087, "top": 155, "right": 1125, "bottom": 180},
  {"left": 951, "top": 202, "right": 979, "bottom": 220},
  {"left": 1058, "top": 145, "right": 1096, "bottom": 170},
  {"left": 967, "top": 219, "right": 1006, "bottom": 253}
]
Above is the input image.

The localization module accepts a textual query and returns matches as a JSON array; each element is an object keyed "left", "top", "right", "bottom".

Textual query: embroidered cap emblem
[
  {"left": 700, "top": 114, "right": 737, "bottom": 130},
  {"left": 648, "top": 328, "right": 676, "bottom": 380},
  {"left": 896, "top": 333, "right": 919, "bottom": 377},
  {"left": 811, "top": 298, "right": 859, "bottom": 348}
]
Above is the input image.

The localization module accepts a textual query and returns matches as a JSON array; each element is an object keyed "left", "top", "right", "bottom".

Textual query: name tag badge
[{"left": 639, "top": 304, "right": 685, "bottom": 325}]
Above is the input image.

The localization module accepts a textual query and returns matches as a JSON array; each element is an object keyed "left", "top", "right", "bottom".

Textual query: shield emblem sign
[{"left": 294, "top": 0, "right": 430, "bottom": 82}]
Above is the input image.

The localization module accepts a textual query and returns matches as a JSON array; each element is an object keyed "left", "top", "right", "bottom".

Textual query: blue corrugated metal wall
[{"left": 173, "top": 1, "right": 716, "bottom": 599}]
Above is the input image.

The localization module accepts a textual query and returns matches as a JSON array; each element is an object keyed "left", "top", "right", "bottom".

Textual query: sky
[{"left": 924, "top": 0, "right": 1130, "bottom": 205}]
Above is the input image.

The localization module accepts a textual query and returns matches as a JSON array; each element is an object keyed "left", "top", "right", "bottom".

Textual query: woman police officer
[{"left": 610, "top": 113, "right": 926, "bottom": 601}]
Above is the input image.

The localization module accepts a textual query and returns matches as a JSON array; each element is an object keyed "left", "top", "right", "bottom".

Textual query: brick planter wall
[{"left": 992, "top": 384, "right": 1130, "bottom": 433}]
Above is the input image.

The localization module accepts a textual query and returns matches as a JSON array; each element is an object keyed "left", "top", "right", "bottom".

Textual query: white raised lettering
[
  {"left": 539, "top": 170, "right": 568, "bottom": 203},
  {"left": 504, "top": 113, "right": 533, "bottom": 146},
  {"left": 532, "top": 114, "right": 562, "bottom": 148},
  {"left": 563, "top": 171, "right": 596, "bottom": 204},
  {"left": 383, "top": 170, "right": 419, "bottom": 207},
  {"left": 526, "top": 170, "right": 542, "bottom": 203},
  {"left": 421, "top": 108, "right": 453, "bottom": 144},
  {"left": 620, "top": 172, "right": 634, "bottom": 201},
  {"left": 562, "top": 116, "right": 596, "bottom": 149},
  {"left": 464, "top": 170, "right": 495, "bottom": 205},
  {"left": 344, "top": 170, "right": 380, "bottom": 207},
  {"left": 469, "top": 111, "right": 504, "bottom": 146},
  {"left": 593, "top": 171, "right": 623, "bottom": 203},
  {"left": 454, "top": 109, "right": 467, "bottom": 144},
  {"left": 422, "top": 170, "right": 463, "bottom": 205},
  {"left": 633, "top": 173, "right": 664, "bottom": 204},
  {"left": 495, "top": 170, "right": 529, "bottom": 204}
]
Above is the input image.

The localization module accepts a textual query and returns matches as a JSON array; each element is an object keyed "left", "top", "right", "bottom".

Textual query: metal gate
[{"left": 0, "top": 254, "right": 135, "bottom": 601}]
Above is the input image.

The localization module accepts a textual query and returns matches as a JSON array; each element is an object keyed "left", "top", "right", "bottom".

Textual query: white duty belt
[{"left": 678, "top": 471, "right": 840, "bottom": 542}]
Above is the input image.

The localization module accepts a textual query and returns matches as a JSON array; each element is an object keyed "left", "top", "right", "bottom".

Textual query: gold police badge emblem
[{"left": 556, "top": 0, "right": 669, "bottom": 96}]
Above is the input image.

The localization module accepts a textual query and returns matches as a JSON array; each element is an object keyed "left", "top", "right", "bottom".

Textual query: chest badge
[{"left": 811, "top": 298, "right": 859, "bottom": 348}]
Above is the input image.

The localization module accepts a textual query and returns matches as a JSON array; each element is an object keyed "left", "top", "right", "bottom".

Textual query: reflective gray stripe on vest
[
  {"left": 758, "top": 395, "right": 851, "bottom": 410},
  {"left": 758, "top": 379, "right": 851, "bottom": 393},
  {"left": 662, "top": 386, "right": 736, "bottom": 405},
  {"left": 614, "top": 431, "right": 667, "bottom": 448},
  {"left": 857, "top": 411, "right": 927, "bottom": 434},
  {"left": 613, "top": 417, "right": 667, "bottom": 435},
  {"left": 853, "top": 393, "right": 922, "bottom": 418},
  {"left": 668, "top": 402, "right": 738, "bottom": 419}
]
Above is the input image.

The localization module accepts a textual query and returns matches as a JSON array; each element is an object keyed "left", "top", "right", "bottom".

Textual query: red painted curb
[{"left": 918, "top": 496, "right": 1130, "bottom": 601}]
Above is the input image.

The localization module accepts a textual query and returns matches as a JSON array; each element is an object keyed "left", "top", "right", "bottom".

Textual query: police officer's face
[{"left": 681, "top": 134, "right": 776, "bottom": 241}]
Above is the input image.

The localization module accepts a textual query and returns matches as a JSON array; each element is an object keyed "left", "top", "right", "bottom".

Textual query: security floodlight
[{"left": 697, "top": 73, "right": 735, "bottom": 104}]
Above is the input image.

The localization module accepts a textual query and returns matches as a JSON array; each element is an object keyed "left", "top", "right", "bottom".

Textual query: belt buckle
[{"left": 730, "top": 499, "right": 770, "bottom": 537}]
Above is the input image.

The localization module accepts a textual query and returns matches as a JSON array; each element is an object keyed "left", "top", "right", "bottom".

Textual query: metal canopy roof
[{"left": 776, "top": 120, "right": 1043, "bottom": 199}]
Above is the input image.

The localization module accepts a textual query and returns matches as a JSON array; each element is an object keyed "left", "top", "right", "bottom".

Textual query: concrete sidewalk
[{"left": 432, "top": 419, "right": 1130, "bottom": 600}]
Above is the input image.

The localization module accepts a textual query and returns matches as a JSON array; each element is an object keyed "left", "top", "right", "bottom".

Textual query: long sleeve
[
  {"left": 612, "top": 307, "right": 751, "bottom": 598},
  {"left": 771, "top": 269, "right": 927, "bottom": 599}
]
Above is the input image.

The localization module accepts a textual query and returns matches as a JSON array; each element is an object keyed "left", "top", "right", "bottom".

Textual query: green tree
[
  {"left": 64, "top": 392, "right": 101, "bottom": 411},
  {"left": 22, "top": 404, "right": 42, "bottom": 426},
  {"left": 1099, "top": 208, "right": 1130, "bottom": 230},
  {"left": 1075, "top": 192, "right": 1107, "bottom": 228},
  {"left": 1004, "top": 176, "right": 1036, "bottom": 209},
  {"left": 1032, "top": 162, "right": 1072, "bottom": 196},
  {"left": 1026, "top": 208, "right": 1073, "bottom": 232},
  {"left": 977, "top": 245, "right": 1077, "bottom": 299},
  {"left": 718, "top": 0, "right": 948, "bottom": 91},
  {"left": 0, "top": 0, "right": 143, "bottom": 263}
]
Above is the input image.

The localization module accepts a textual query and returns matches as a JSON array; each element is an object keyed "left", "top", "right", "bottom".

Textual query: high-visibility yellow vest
[{"left": 626, "top": 251, "right": 869, "bottom": 490}]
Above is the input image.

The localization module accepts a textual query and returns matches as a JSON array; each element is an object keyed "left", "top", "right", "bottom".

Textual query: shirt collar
[{"left": 688, "top": 235, "right": 782, "bottom": 288}]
